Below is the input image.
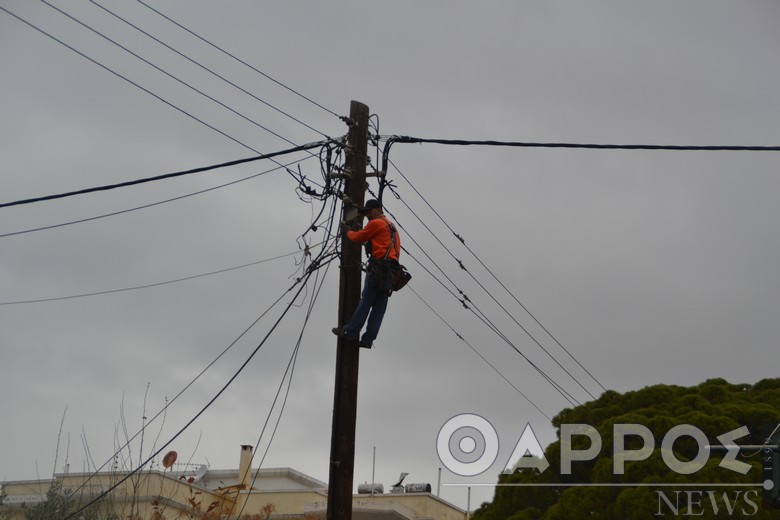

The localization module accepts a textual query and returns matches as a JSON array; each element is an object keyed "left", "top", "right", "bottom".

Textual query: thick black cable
[
  {"left": 0, "top": 156, "right": 312, "bottom": 238},
  {"left": 388, "top": 136, "right": 780, "bottom": 152},
  {"left": 0, "top": 140, "right": 329, "bottom": 209},
  {"left": 260, "top": 264, "right": 332, "bottom": 468},
  {"left": 61, "top": 207, "right": 338, "bottom": 499},
  {"left": 59, "top": 264, "right": 308, "bottom": 511},
  {"left": 136, "top": 0, "right": 343, "bottom": 121},
  {"left": 237, "top": 261, "right": 333, "bottom": 518},
  {"left": 236, "top": 192, "right": 342, "bottom": 507},
  {"left": 0, "top": 156, "right": 316, "bottom": 238},
  {"left": 63, "top": 266, "right": 318, "bottom": 520},
  {"left": 90, "top": 0, "right": 330, "bottom": 140},
  {"left": 0, "top": 6, "right": 261, "bottom": 158},
  {"left": 409, "top": 285, "right": 552, "bottom": 421}
]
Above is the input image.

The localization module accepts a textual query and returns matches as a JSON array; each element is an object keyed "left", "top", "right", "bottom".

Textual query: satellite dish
[{"left": 162, "top": 451, "right": 178, "bottom": 469}]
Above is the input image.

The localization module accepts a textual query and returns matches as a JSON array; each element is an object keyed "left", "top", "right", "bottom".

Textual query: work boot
[{"left": 332, "top": 327, "right": 358, "bottom": 341}]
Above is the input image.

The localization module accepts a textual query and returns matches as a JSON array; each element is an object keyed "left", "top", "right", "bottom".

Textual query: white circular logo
[{"left": 436, "top": 413, "right": 499, "bottom": 476}]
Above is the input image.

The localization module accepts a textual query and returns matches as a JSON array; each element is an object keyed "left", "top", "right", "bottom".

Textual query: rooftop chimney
[{"left": 239, "top": 445, "right": 253, "bottom": 490}]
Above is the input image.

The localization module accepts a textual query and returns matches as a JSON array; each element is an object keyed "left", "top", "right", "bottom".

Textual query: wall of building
[
  {"left": 2, "top": 470, "right": 465, "bottom": 520},
  {"left": 1, "top": 471, "right": 236, "bottom": 520}
]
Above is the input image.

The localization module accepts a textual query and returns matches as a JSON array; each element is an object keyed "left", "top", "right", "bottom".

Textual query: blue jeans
[{"left": 344, "top": 271, "right": 389, "bottom": 345}]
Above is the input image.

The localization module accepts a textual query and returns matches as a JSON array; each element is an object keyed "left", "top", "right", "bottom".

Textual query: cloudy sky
[{"left": 1, "top": 0, "right": 779, "bottom": 512}]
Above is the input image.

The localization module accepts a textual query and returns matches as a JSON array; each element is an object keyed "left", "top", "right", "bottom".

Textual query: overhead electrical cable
[
  {"left": 386, "top": 181, "right": 598, "bottom": 401},
  {"left": 62, "top": 207, "right": 341, "bottom": 506},
  {"left": 0, "top": 140, "right": 330, "bottom": 209},
  {"left": 63, "top": 260, "right": 324, "bottom": 520},
  {"left": 41, "top": 0, "right": 303, "bottom": 154},
  {"left": 0, "top": 249, "right": 311, "bottom": 305},
  {"left": 89, "top": 0, "right": 330, "bottom": 139},
  {"left": 373, "top": 193, "right": 586, "bottom": 405},
  {"left": 136, "top": 0, "right": 344, "bottom": 121},
  {"left": 0, "top": 156, "right": 317, "bottom": 238},
  {"left": 401, "top": 246, "right": 580, "bottom": 408},
  {"left": 393, "top": 218, "right": 581, "bottom": 408},
  {"left": 237, "top": 260, "right": 333, "bottom": 519},
  {"left": 389, "top": 159, "right": 608, "bottom": 394},
  {"left": 409, "top": 285, "right": 552, "bottom": 421},
  {"left": 61, "top": 269, "right": 308, "bottom": 506},
  {"left": 387, "top": 135, "right": 780, "bottom": 152},
  {"left": 0, "top": 6, "right": 262, "bottom": 157},
  {"left": 385, "top": 162, "right": 605, "bottom": 398},
  {"left": 381, "top": 208, "right": 559, "bottom": 401}
]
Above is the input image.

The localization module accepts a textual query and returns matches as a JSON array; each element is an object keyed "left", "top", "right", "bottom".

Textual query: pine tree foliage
[{"left": 473, "top": 378, "right": 780, "bottom": 520}]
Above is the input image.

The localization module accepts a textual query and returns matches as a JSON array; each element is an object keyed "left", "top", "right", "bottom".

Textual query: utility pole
[{"left": 327, "top": 100, "right": 369, "bottom": 520}]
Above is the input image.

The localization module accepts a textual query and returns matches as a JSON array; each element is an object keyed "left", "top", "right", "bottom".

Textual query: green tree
[
  {"left": 0, "top": 489, "right": 14, "bottom": 520},
  {"left": 474, "top": 378, "right": 780, "bottom": 520}
]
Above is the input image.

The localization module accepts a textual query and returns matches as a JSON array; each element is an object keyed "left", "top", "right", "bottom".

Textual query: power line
[
  {"left": 386, "top": 159, "right": 607, "bottom": 396},
  {"left": 0, "top": 140, "right": 331, "bottom": 209},
  {"left": 386, "top": 181, "right": 598, "bottom": 401},
  {"left": 11, "top": 2, "right": 335, "bottom": 189},
  {"left": 237, "top": 258, "right": 334, "bottom": 519},
  {"left": 396, "top": 225, "right": 582, "bottom": 408},
  {"left": 57, "top": 131, "right": 345, "bottom": 511},
  {"left": 40, "top": 0, "right": 301, "bottom": 152},
  {"left": 89, "top": 0, "right": 330, "bottom": 139},
  {"left": 374, "top": 185, "right": 585, "bottom": 406},
  {"left": 0, "top": 156, "right": 317, "bottom": 238},
  {"left": 409, "top": 285, "right": 552, "bottom": 421},
  {"left": 0, "top": 6, "right": 263, "bottom": 156},
  {"left": 61, "top": 183, "right": 344, "bottom": 518},
  {"left": 60, "top": 267, "right": 308, "bottom": 512},
  {"left": 387, "top": 135, "right": 780, "bottom": 152},
  {"left": 136, "top": 0, "right": 344, "bottom": 121},
  {"left": 0, "top": 249, "right": 307, "bottom": 305},
  {"left": 63, "top": 257, "right": 327, "bottom": 520}
]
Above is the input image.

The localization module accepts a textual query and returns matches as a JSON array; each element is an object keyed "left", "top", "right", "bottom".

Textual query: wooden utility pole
[{"left": 327, "top": 100, "right": 369, "bottom": 520}]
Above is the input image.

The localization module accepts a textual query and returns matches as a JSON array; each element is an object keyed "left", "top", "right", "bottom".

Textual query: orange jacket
[{"left": 347, "top": 215, "right": 400, "bottom": 261}]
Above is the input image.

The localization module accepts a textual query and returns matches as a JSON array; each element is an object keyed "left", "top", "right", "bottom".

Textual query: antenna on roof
[{"left": 192, "top": 464, "right": 209, "bottom": 483}]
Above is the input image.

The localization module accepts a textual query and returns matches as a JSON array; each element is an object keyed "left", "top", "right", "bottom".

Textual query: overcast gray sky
[{"left": 1, "top": 0, "right": 779, "bottom": 512}]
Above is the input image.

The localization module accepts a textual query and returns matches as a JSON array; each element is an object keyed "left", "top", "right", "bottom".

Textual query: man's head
[{"left": 362, "top": 199, "right": 383, "bottom": 219}]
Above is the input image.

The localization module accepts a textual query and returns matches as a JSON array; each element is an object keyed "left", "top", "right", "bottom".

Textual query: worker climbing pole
[{"left": 327, "top": 100, "right": 369, "bottom": 520}]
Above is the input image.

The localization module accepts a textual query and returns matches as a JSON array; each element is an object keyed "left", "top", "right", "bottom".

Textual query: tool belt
[{"left": 369, "top": 258, "right": 400, "bottom": 293}]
